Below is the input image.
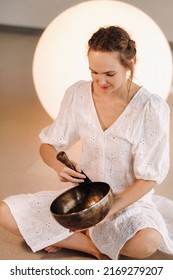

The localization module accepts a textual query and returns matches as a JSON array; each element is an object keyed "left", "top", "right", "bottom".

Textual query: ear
[
  {"left": 126, "top": 69, "right": 131, "bottom": 79},
  {"left": 126, "top": 58, "right": 135, "bottom": 74},
  {"left": 129, "top": 58, "right": 135, "bottom": 67}
]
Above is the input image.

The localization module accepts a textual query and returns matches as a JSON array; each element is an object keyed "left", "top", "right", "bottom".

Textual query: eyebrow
[{"left": 89, "top": 67, "right": 116, "bottom": 74}]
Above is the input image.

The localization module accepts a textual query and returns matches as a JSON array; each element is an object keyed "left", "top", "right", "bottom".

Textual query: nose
[{"left": 97, "top": 74, "right": 107, "bottom": 86}]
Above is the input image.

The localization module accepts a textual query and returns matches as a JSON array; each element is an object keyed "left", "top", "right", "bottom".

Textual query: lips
[{"left": 100, "top": 85, "right": 110, "bottom": 90}]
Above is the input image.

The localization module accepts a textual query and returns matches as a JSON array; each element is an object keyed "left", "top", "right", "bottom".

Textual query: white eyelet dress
[{"left": 4, "top": 80, "right": 173, "bottom": 259}]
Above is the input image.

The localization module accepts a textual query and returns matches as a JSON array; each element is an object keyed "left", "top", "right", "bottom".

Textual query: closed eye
[
  {"left": 106, "top": 72, "right": 116, "bottom": 77},
  {"left": 91, "top": 71, "right": 97, "bottom": 75},
  {"left": 89, "top": 68, "right": 116, "bottom": 76}
]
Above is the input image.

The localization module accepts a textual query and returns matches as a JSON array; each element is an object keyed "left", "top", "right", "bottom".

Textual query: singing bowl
[{"left": 50, "top": 182, "right": 113, "bottom": 230}]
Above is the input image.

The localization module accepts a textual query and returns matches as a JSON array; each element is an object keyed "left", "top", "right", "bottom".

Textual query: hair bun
[{"left": 126, "top": 39, "right": 136, "bottom": 59}]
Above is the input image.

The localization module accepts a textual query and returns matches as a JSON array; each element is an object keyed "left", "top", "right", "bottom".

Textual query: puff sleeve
[
  {"left": 39, "top": 82, "right": 80, "bottom": 151},
  {"left": 132, "top": 95, "right": 170, "bottom": 184}
]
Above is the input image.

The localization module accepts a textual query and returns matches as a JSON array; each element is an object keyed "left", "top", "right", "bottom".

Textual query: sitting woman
[{"left": 0, "top": 26, "right": 173, "bottom": 260}]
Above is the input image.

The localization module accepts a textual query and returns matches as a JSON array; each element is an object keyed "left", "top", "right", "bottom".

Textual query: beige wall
[{"left": 0, "top": 0, "right": 173, "bottom": 42}]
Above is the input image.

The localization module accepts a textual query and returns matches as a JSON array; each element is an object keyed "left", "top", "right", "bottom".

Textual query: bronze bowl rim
[{"left": 50, "top": 181, "right": 113, "bottom": 217}]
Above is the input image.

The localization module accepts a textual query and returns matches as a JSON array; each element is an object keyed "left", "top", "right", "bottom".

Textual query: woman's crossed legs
[{"left": 0, "top": 201, "right": 163, "bottom": 259}]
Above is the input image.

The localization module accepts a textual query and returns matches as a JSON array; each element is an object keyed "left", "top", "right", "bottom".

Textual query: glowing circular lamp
[{"left": 33, "top": 0, "right": 172, "bottom": 119}]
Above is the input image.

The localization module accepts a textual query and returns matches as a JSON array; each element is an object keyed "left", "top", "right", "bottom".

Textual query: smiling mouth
[{"left": 100, "top": 85, "right": 110, "bottom": 90}]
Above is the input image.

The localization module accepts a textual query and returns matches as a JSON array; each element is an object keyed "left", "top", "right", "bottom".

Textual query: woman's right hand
[
  {"left": 57, "top": 160, "right": 86, "bottom": 184},
  {"left": 40, "top": 144, "right": 86, "bottom": 184}
]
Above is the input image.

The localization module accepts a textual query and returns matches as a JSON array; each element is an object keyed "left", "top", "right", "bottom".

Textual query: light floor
[{"left": 0, "top": 31, "right": 173, "bottom": 260}]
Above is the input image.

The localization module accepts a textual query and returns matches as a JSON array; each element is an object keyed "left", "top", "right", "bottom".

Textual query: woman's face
[{"left": 88, "top": 50, "right": 128, "bottom": 93}]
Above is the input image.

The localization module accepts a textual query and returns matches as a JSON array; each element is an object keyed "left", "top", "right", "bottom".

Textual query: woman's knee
[
  {"left": 0, "top": 201, "right": 21, "bottom": 236},
  {"left": 0, "top": 201, "right": 9, "bottom": 222},
  {"left": 138, "top": 228, "right": 163, "bottom": 257},
  {"left": 121, "top": 228, "right": 163, "bottom": 259}
]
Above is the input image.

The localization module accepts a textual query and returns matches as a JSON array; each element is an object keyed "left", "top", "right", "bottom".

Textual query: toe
[{"left": 44, "top": 246, "right": 61, "bottom": 253}]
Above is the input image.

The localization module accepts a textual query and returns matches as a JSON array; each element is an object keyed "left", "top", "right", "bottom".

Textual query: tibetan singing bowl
[{"left": 50, "top": 182, "right": 113, "bottom": 230}]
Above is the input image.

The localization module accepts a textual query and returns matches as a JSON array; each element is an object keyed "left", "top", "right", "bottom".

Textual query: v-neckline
[{"left": 88, "top": 81, "right": 142, "bottom": 133}]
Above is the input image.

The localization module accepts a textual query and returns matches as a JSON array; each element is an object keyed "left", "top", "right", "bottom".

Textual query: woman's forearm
[
  {"left": 109, "top": 179, "right": 155, "bottom": 215},
  {"left": 39, "top": 143, "right": 86, "bottom": 183},
  {"left": 39, "top": 143, "right": 64, "bottom": 172}
]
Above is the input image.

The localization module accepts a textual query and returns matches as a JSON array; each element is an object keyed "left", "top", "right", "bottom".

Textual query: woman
[{"left": 0, "top": 26, "right": 173, "bottom": 260}]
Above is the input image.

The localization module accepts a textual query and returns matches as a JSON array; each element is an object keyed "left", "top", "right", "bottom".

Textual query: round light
[{"left": 33, "top": 0, "right": 172, "bottom": 119}]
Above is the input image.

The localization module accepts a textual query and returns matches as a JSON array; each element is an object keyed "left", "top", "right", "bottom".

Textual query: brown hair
[{"left": 88, "top": 26, "right": 136, "bottom": 82}]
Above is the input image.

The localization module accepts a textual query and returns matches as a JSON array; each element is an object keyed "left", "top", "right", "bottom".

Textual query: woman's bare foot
[
  {"left": 43, "top": 231, "right": 111, "bottom": 259},
  {"left": 44, "top": 245, "right": 61, "bottom": 253},
  {"left": 83, "top": 230, "right": 111, "bottom": 260},
  {"left": 95, "top": 252, "right": 111, "bottom": 260}
]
